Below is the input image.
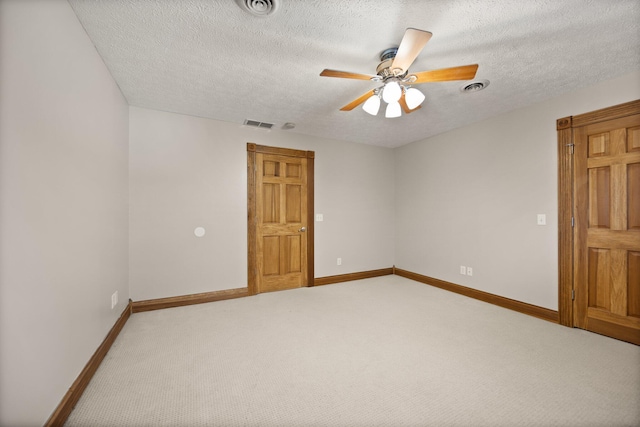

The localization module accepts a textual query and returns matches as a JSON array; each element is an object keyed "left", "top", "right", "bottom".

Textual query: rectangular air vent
[{"left": 244, "top": 119, "right": 273, "bottom": 129}]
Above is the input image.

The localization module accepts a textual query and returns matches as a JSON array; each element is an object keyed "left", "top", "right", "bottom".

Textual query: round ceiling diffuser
[
  {"left": 460, "top": 79, "right": 490, "bottom": 93},
  {"left": 236, "top": 0, "right": 279, "bottom": 16}
]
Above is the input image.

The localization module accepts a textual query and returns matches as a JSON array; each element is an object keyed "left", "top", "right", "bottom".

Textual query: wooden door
[
  {"left": 247, "top": 144, "right": 314, "bottom": 294},
  {"left": 573, "top": 112, "right": 640, "bottom": 344}
]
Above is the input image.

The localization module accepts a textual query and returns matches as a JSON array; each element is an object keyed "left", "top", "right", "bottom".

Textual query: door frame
[
  {"left": 247, "top": 143, "right": 315, "bottom": 295},
  {"left": 557, "top": 99, "right": 640, "bottom": 327}
]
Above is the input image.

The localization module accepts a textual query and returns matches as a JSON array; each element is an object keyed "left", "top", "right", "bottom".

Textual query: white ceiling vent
[
  {"left": 244, "top": 119, "right": 274, "bottom": 129},
  {"left": 235, "top": 0, "right": 279, "bottom": 16},
  {"left": 460, "top": 79, "right": 490, "bottom": 93}
]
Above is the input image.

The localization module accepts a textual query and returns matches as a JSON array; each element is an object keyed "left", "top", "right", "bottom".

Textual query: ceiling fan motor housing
[
  {"left": 376, "top": 47, "right": 409, "bottom": 80},
  {"left": 379, "top": 47, "right": 398, "bottom": 62},
  {"left": 376, "top": 58, "right": 394, "bottom": 76}
]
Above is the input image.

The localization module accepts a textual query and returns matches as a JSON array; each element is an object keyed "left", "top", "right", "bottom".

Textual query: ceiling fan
[{"left": 320, "top": 28, "right": 479, "bottom": 118}]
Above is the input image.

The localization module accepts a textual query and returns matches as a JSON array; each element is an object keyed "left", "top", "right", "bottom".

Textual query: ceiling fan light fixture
[
  {"left": 319, "top": 28, "right": 480, "bottom": 118},
  {"left": 362, "top": 94, "right": 381, "bottom": 116},
  {"left": 385, "top": 101, "right": 402, "bottom": 118},
  {"left": 382, "top": 81, "right": 402, "bottom": 103},
  {"left": 404, "top": 87, "right": 425, "bottom": 110}
]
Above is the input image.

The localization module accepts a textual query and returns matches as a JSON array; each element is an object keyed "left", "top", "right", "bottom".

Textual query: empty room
[{"left": 1, "top": 0, "right": 639, "bottom": 426}]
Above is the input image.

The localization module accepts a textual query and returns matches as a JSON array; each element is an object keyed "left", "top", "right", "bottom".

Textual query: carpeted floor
[{"left": 65, "top": 275, "right": 640, "bottom": 426}]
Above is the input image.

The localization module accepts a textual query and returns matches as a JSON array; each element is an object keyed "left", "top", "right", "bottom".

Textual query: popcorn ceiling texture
[{"left": 68, "top": 0, "right": 640, "bottom": 147}]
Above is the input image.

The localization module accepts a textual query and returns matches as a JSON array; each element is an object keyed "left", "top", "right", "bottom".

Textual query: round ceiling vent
[
  {"left": 460, "top": 79, "right": 490, "bottom": 93},
  {"left": 235, "top": 0, "right": 279, "bottom": 16}
]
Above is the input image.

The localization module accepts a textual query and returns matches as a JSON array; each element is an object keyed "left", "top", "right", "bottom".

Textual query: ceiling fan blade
[
  {"left": 411, "top": 64, "right": 479, "bottom": 84},
  {"left": 399, "top": 93, "right": 421, "bottom": 114},
  {"left": 340, "top": 90, "right": 376, "bottom": 111},
  {"left": 320, "top": 69, "right": 376, "bottom": 80},
  {"left": 390, "top": 28, "right": 432, "bottom": 74}
]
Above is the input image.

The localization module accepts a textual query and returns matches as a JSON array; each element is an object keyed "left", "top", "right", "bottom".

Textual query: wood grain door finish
[
  {"left": 574, "top": 113, "right": 640, "bottom": 344},
  {"left": 247, "top": 144, "right": 314, "bottom": 295}
]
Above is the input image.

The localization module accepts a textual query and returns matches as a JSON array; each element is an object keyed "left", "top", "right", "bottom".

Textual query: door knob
[{"left": 299, "top": 227, "right": 306, "bottom": 232}]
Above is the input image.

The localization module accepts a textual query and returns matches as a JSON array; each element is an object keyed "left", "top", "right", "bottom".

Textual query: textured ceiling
[{"left": 68, "top": 0, "right": 640, "bottom": 148}]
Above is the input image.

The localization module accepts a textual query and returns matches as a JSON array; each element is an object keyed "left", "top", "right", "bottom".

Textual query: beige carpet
[{"left": 65, "top": 275, "right": 640, "bottom": 426}]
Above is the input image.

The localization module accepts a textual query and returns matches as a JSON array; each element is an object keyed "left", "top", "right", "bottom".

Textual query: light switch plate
[
  {"left": 537, "top": 214, "right": 546, "bottom": 225},
  {"left": 316, "top": 214, "right": 323, "bottom": 222}
]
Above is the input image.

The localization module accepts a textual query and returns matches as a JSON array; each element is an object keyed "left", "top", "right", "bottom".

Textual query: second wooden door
[{"left": 574, "top": 113, "right": 640, "bottom": 344}]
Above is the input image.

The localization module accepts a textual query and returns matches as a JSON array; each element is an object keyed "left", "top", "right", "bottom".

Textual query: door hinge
[
  {"left": 571, "top": 217, "right": 574, "bottom": 227},
  {"left": 566, "top": 143, "right": 574, "bottom": 154},
  {"left": 571, "top": 289, "right": 575, "bottom": 300}
]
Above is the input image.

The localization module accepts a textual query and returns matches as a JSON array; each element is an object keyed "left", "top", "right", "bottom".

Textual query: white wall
[
  {"left": 1, "top": 0, "right": 637, "bottom": 422},
  {"left": 129, "top": 107, "right": 395, "bottom": 301},
  {"left": 395, "top": 71, "right": 640, "bottom": 310},
  {"left": 0, "top": 1, "right": 129, "bottom": 425}
]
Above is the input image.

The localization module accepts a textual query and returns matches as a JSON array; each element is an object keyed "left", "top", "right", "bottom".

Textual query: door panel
[
  {"left": 587, "top": 248, "right": 611, "bottom": 310},
  {"left": 263, "top": 236, "right": 281, "bottom": 276},
  {"left": 285, "top": 235, "right": 302, "bottom": 273},
  {"left": 629, "top": 252, "right": 640, "bottom": 317},
  {"left": 286, "top": 184, "right": 302, "bottom": 222},
  {"left": 263, "top": 183, "right": 280, "bottom": 223},
  {"left": 588, "top": 167, "right": 610, "bottom": 228},
  {"left": 256, "top": 153, "right": 308, "bottom": 293},
  {"left": 574, "top": 113, "right": 640, "bottom": 344},
  {"left": 628, "top": 126, "right": 640, "bottom": 152},
  {"left": 588, "top": 132, "right": 609, "bottom": 156},
  {"left": 629, "top": 163, "right": 640, "bottom": 229}
]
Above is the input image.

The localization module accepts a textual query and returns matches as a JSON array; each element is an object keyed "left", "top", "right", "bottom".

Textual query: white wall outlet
[
  {"left": 316, "top": 214, "right": 324, "bottom": 222},
  {"left": 537, "top": 214, "right": 546, "bottom": 225},
  {"left": 460, "top": 266, "right": 466, "bottom": 275},
  {"left": 111, "top": 291, "right": 118, "bottom": 309},
  {"left": 467, "top": 267, "right": 473, "bottom": 276},
  {"left": 337, "top": 258, "right": 342, "bottom": 266}
]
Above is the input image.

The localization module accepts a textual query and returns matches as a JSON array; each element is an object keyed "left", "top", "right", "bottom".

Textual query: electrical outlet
[
  {"left": 460, "top": 266, "right": 466, "bottom": 275},
  {"left": 337, "top": 258, "right": 342, "bottom": 266},
  {"left": 467, "top": 267, "right": 473, "bottom": 276},
  {"left": 111, "top": 291, "right": 118, "bottom": 309}
]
